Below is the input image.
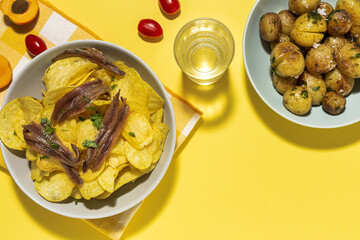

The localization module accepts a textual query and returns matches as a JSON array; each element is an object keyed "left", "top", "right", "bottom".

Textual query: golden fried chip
[
  {"left": 96, "top": 165, "right": 140, "bottom": 199},
  {"left": 79, "top": 161, "right": 106, "bottom": 183},
  {"left": 71, "top": 186, "right": 82, "bottom": 200},
  {"left": 18, "top": 96, "right": 43, "bottom": 123},
  {"left": 124, "top": 141, "right": 152, "bottom": 171},
  {"left": 31, "top": 161, "right": 50, "bottom": 182},
  {"left": 78, "top": 179, "right": 105, "bottom": 200},
  {"left": 43, "top": 57, "right": 98, "bottom": 92},
  {"left": 0, "top": 99, "right": 26, "bottom": 150},
  {"left": 76, "top": 119, "right": 98, "bottom": 151},
  {"left": 91, "top": 100, "right": 111, "bottom": 115},
  {"left": 35, "top": 171, "right": 75, "bottom": 202},
  {"left": 13, "top": 109, "right": 26, "bottom": 142},
  {"left": 122, "top": 111, "right": 153, "bottom": 149},
  {"left": 67, "top": 70, "right": 95, "bottom": 86},
  {"left": 26, "top": 147, "right": 38, "bottom": 161},
  {"left": 108, "top": 138, "right": 128, "bottom": 168},
  {"left": 114, "top": 61, "right": 164, "bottom": 119},
  {"left": 36, "top": 155, "right": 64, "bottom": 172},
  {"left": 42, "top": 86, "right": 74, "bottom": 107},
  {"left": 97, "top": 166, "right": 118, "bottom": 193},
  {"left": 56, "top": 119, "right": 77, "bottom": 145},
  {"left": 91, "top": 69, "right": 115, "bottom": 86},
  {"left": 150, "top": 108, "right": 164, "bottom": 124}
]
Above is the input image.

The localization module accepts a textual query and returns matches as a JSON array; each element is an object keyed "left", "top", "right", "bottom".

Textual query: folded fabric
[{"left": 0, "top": 0, "right": 202, "bottom": 239}]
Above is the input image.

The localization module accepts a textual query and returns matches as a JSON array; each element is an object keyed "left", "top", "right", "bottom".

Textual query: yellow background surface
[{"left": 2, "top": 0, "right": 360, "bottom": 239}]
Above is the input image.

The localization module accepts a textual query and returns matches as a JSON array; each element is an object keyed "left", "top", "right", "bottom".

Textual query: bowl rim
[
  {"left": 242, "top": 0, "right": 360, "bottom": 129},
  {"left": 1, "top": 39, "right": 176, "bottom": 219}
]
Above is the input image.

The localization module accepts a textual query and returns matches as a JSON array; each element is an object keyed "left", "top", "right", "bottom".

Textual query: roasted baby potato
[
  {"left": 327, "top": 9, "right": 352, "bottom": 36},
  {"left": 324, "top": 35, "right": 349, "bottom": 55},
  {"left": 278, "top": 10, "right": 296, "bottom": 35},
  {"left": 298, "top": 71, "right": 326, "bottom": 106},
  {"left": 324, "top": 67, "right": 354, "bottom": 96},
  {"left": 291, "top": 11, "right": 327, "bottom": 47},
  {"left": 336, "top": 42, "right": 360, "bottom": 78},
  {"left": 259, "top": 12, "right": 282, "bottom": 42},
  {"left": 305, "top": 44, "right": 336, "bottom": 74},
  {"left": 283, "top": 86, "right": 312, "bottom": 115},
  {"left": 317, "top": 2, "right": 334, "bottom": 19},
  {"left": 272, "top": 72, "right": 297, "bottom": 95},
  {"left": 270, "top": 34, "right": 291, "bottom": 50},
  {"left": 271, "top": 42, "right": 305, "bottom": 78},
  {"left": 322, "top": 91, "right": 346, "bottom": 115},
  {"left": 289, "top": 0, "right": 321, "bottom": 15},
  {"left": 336, "top": 0, "right": 360, "bottom": 37}
]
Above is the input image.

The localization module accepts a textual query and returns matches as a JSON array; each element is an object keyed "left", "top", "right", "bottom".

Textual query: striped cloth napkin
[{"left": 0, "top": 0, "right": 202, "bottom": 239}]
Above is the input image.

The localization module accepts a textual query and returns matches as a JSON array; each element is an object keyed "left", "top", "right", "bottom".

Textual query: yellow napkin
[{"left": 0, "top": 0, "right": 202, "bottom": 239}]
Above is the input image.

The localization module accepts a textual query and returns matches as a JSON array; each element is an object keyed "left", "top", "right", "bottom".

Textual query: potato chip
[
  {"left": 78, "top": 179, "right": 105, "bottom": 200},
  {"left": 76, "top": 119, "right": 98, "bottom": 151},
  {"left": 79, "top": 161, "right": 106, "bottom": 183},
  {"left": 150, "top": 108, "right": 164, "bottom": 124},
  {"left": 122, "top": 111, "right": 153, "bottom": 149},
  {"left": 91, "top": 100, "right": 111, "bottom": 115},
  {"left": 97, "top": 166, "right": 118, "bottom": 193},
  {"left": 0, "top": 99, "right": 26, "bottom": 150},
  {"left": 35, "top": 171, "right": 75, "bottom": 202},
  {"left": 30, "top": 161, "right": 50, "bottom": 182},
  {"left": 26, "top": 147, "right": 38, "bottom": 161},
  {"left": 108, "top": 138, "right": 128, "bottom": 168},
  {"left": 91, "top": 69, "right": 115, "bottom": 86},
  {"left": 71, "top": 186, "right": 82, "bottom": 200},
  {"left": 18, "top": 96, "right": 43, "bottom": 123},
  {"left": 67, "top": 70, "right": 95, "bottom": 86},
  {"left": 56, "top": 119, "right": 77, "bottom": 145},
  {"left": 114, "top": 61, "right": 164, "bottom": 119},
  {"left": 43, "top": 57, "right": 98, "bottom": 92},
  {"left": 42, "top": 86, "right": 74, "bottom": 107},
  {"left": 36, "top": 155, "right": 64, "bottom": 172},
  {"left": 96, "top": 165, "right": 141, "bottom": 199},
  {"left": 13, "top": 109, "right": 26, "bottom": 142}
]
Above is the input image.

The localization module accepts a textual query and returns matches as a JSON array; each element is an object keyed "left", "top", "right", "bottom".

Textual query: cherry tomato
[
  {"left": 25, "top": 34, "right": 47, "bottom": 57},
  {"left": 138, "top": 19, "right": 163, "bottom": 38},
  {"left": 159, "top": 0, "right": 180, "bottom": 15}
]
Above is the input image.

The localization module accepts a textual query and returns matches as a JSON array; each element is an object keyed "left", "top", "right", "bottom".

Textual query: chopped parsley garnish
[
  {"left": 46, "top": 139, "right": 59, "bottom": 150},
  {"left": 78, "top": 116, "right": 86, "bottom": 122},
  {"left": 13, "top": 131, "right": 17, "bottom": 136},
  {"left": 82, "top": 139, "right": 98, "bottom": 148},
  {"left": 128, "top": 132, "right": 136, "bottom": 137},
  {"left": 90, "top": 113, "right": 104, "bottom": 130},
  {"left": 308, "top": 10, "right": 322, "bottom": 24},
  {"left": 312, "top": 86, "right": 320, "bottom": 92},
  {"left": 301, "top": 90, "right": 309, "bottom": 99},
  {"left": 111, "top": 77, "right": 115, "bottom": 82},
  {"left": 85, "top": 106, "right": 96, "bottom": 111},
  {"left": 111, "top": 84, "right": 117, "bottom": 90},
  {"left": 74, "top": 198, "right": 78, "bottom": 205},
  {"left": 40, "top": 155, "right": 50, "bottom": 160},
  {"left": 41, "top": 118, "right": 48, "bottom": 125},
  {"left": 60, "top": 109, "right": 65, "bottom": 113},
  {"left": 327, "top": 10, "right": 341, "bottom": 21},
  {"left": 292, "top": 87, "right": 297, "bottom": 91},
  {"left": 350, "top": 53, "right": 360, "bottom": 59},
  {"left": 83, "top": 95, "right": 90, "bottom": 103},
  {"left": 44, "top": 124, "right": 55, "bottom": 135}
]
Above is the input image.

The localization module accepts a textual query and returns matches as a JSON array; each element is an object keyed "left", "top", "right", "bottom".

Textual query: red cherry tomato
[
  {"left": 138, "top": 19, "right": 163, "bottom": 38},
  {"left": 159, "top": 0, "right": 180, "bottom": 15},
  {"left": 25, "top": 34, "right": 47, "bottom": 57}
]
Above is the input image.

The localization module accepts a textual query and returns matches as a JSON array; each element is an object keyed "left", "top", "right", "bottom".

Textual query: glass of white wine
[{"left": 174, "top": 18, "right": 235, "bottom": 85}]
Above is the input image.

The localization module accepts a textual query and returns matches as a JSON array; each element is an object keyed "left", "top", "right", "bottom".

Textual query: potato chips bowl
[{"left": 1, "top": 40, "right": 176, "bottom": 219}]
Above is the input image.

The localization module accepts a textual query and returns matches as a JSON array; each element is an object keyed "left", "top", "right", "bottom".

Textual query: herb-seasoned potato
[
  {"left": 291, "top": 11, "right": 327, "bottom": 47},
  {"left": 335, "top": 42, "right": 360, "bottom": 78},
  {"left": 317, "top": 2, "right": 334, "bottom": 19},
  {"left": 324, "top": 67, "right": 354, "bottom": 96},
  {"left": 336, "top": 0, "right": 360, "bottom": 37},
  {"left": 283, "top": 86, "right": 312, "bottom": 115},
  {"left": 305, "top": 44, "right": 336, "bottom": 74},
  {"left": 259, "top": 12, "right": 282, "bottom": 42},
  {"left": 272, "top": 72, "right": 297, "bottom": 95},
  {"left": 270, "top": 34, "right": 291, "bottom": 50},
  {"left": 322, "top": 91, "right": 346, "bottom": 115},
  {"left": 289, "top": 0, "right": 321, "bottom": 15},
  {"left": 270, "top": 42, "right": 305, "bottom": 78},
  {"left": 324, "top": 35, "right": 349, "bottom": 55},
  {"left": 327, "top": 9, "right": 352, "bottom": 36},
  {"left": 298, "top": 71, "right": 326, "bottom": 106},
  {"left": 278, "top": 10, "right": 296, "bottom": 36}
]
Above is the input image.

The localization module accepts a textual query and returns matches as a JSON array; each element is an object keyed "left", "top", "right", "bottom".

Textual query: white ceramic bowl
[
  {"left": 243, "top": 0, "right": 360, "bottom": 128},
  {"left": 1, "top": 40, "right": 176, "bottom": 219}
]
